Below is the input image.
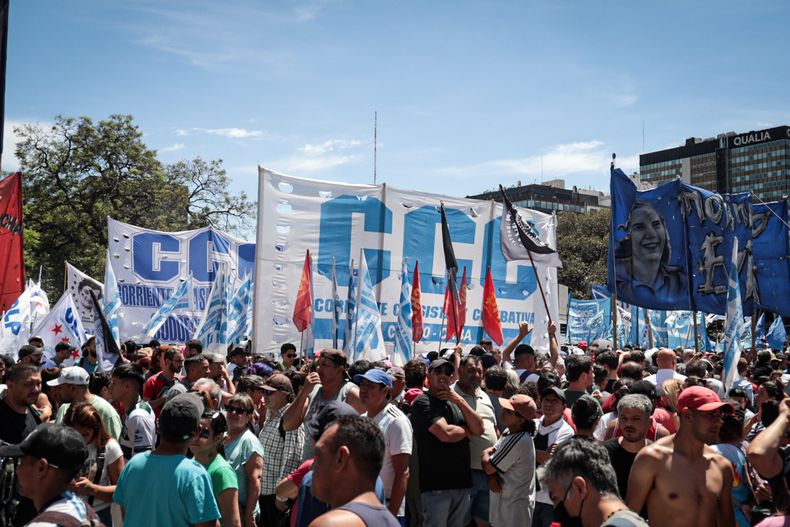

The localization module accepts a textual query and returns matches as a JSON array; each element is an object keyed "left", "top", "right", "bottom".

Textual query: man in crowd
[
  {"left": 482, "top": 394, "right": 537, "bottom": 527},
  {"left": 111, "top": 362, "right": 156, "bottom": 458},
  {"left": 603, "top": 394, "right": 652, "bottom": 501},
  {"left": 114, "top": 393, "right": 220, "bottom": 527},
  {"left": 142, "top": 346, "right": 183, "bottom": 415},
  {"left": 0, "top": 363, "right": 42, "bottom": 526},
  {"left": 184, "top": 338, "right": 203, "bottom": 358},
  {"left": 453, "top": 355, "right": 498, "bottom": 527},
  {"left": 543, "top": 438, "right": 649, "bottom": 527},
  {"left": 355, "top": 368, "right": 412, "bottom": 520},
  {"left": 627, "top": 386, "right": 735, "bottom": 526},
  {"left": 409, "top": 358, "right": 484, "bottom": 527},
  {"left": 168, "top": 353, "right": 211, "bottom": 397},
  {"left": 0, "top": 423, "right": 98, "bottom": 525},
  {"left": 501, "top": 322, "right": 539, "bottom": 383},
  {"left": 282, "top": 349, "right": 364, "bottom": 461},
  {"left": 564, "top": 355, "right": 594, "bottom": 407},
  {"left": 595, "top": 350, "right": 620, "bottom": 393},
  {"left": 483, "top": 366, "right": 508, "bottom": 433},
  {"left": 39, "top": 342, "right": 76, "bottom": 370},
  {"left": 645, "top": 348, "right": 686, "bottom": 395},
  {"left": 309, "top": 416, "right": 400, "bottom": 526},
  {"left": 387, "top": 366, "right": 406, "bottom": 404},
  {"left": 51, "top": 365, "right": 122, "bottom": 439},
  {"left": 280, "top": 343, "right": 298, "bottom": 372},
  {"left": 17, "top": 344, "right": 43, "bottom": 367}
]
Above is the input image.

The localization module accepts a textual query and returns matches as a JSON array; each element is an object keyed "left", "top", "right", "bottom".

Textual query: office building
[{"left": 469, "top": 179, "right": 610, "bottom": 214}]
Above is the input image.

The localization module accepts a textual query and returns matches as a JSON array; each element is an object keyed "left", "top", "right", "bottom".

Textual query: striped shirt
[{"left": 489, "top": 431, "right": 535, "bottom": 527}]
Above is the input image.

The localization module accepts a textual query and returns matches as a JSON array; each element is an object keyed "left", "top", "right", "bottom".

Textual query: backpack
[{"left": 30, "top": 509, "right": 104, "bottom": 527}]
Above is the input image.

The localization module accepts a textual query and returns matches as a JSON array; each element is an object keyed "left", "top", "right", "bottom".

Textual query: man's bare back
[{"left": 626, "top": 434, "right": 735, "bottom": 527}]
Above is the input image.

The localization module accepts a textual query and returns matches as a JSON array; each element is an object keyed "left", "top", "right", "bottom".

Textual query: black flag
[
  {"left": 440, "top": 203, "right": 461, "bottom": 342},
  {"left": 90, "top": 289, "right": 120, "bottom": 369},
  {"left": 499, "top": 185, "right": 558, "bottom": 260}
]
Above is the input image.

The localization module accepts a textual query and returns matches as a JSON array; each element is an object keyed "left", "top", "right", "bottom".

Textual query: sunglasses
[
  {"left": 226, "top": 406, "right": 252, "bottom": 415},
  {"left": 285, "top": 354, "right": 296, "bottom": 358},
  {"left": 198, "top": 426, "right": 211, "bottom": 439}
]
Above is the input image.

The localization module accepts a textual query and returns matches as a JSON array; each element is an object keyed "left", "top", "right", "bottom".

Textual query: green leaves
[{"left": 556, "top": 209, "right": 610, "bottom": 299}]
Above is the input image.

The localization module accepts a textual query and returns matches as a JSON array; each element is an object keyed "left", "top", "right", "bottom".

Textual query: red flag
[
  {"left": 458, "top": 266, "right": 467, "bottom": 339},
  {"left": 0, "top": 172, "right": 24, "bottom": 312},
  {"left": 444, "top": 274, "right": 460, "bottom": 343},
  {"left": 482, "top": 267, "right": 504, "bottom": 345},
  {"left": 292, "top": 250, "right": 314, "bottom": 332},
  {"left": 411, "top": 261, "right": 423, "bottom": 342}
]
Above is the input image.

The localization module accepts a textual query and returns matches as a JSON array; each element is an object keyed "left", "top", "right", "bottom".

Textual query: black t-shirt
[
  {"left": 603, "top": 438, "right": 637, "bottom": 499},
  {"left": 409, "top": 393, "right": 472, "bottom": 492},
  {"left": 0, "top": 398, "right": 39, "bottom": 444}
]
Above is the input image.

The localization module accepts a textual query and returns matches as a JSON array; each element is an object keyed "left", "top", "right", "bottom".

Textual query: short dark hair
[
  {"left": 628, "top": 350, "right": 645, "bottom": 364},
  {"left": 185, "top": 354, "right": 208, "bottom": 370},
  {"left": 469, "top": 346, "right": 486, "bottom": 357},
  {"left": 404, "top": 359, "right": 427, "bottom": 389},
  {"left": 479, "top": 339, "right": 492, "bottom": 347},
  {"left": 186, "top": 339, "right": 203, "bottom": 353},
  {"left": 6, "top": 363, "right": 39, "bottom": 383},
  {"left": 595, "top": 351, "right": 618, "bottom": 370},
  {"left": 281, "top": 343, "right": 297, "bottom": 355},
  {"left": 619, "top": 361, "right": 643, "bottom": 381},
  {"left": 537, "top": 372, "right": 560, "bottom": 394},
  {"left": 112, "top": 362, "right": 145, "bottom": 391},
  {"left": 325, "top": 416, "right": 384, "bottom": 483},
  {"left": 758, "top": 350, "right": 772, "bottom": 364},
  {"left": 164, "top": 348, "right": 181, "bottom": 362},
  {"left": 460, "top": 355, "right": 481, "bottom": 368},
  {"left": 89, "top": 372, "right": 111, "bottom": 396},
  {"left": 542, "top": 438, "right": 620, "bottom": 497},
  {"left": 484, "top": 366, "right": 508, "bottom": 392},
  {"left": 685, "top": 360, "right": 707, "bottom": 378},
  {"left": 566, "top": 355, "right": 593, "bottom": 382}
]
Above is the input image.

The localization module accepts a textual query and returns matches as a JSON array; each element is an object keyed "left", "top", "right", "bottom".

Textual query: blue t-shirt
[
  {"left": 114, "top": 451, "right": 220, "bottom": 527},
  {"left": 225, "top": 430, "right": 265, "bottom": 514}
]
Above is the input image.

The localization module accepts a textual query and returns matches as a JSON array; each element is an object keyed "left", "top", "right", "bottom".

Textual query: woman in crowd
[
  {"left": 224, "top": 393, "right": 265, "bottom": 527},
  {"left": 64, "top": 401, "right": 125, "bottom": 526},
  {"left": 189, "top": 410, "right": 242, "bottom": 527}
]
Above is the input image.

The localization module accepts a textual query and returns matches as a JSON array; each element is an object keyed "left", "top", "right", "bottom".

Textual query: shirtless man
[{"left": 626, "top": 386, "right": 735, "bottom": 527}]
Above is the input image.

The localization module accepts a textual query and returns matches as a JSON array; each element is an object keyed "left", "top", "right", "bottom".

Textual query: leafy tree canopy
[
  {"left": 556, "top": 208, "right": 610, "bottom": 299},
  {"left": 15, "top": 114, "right": 255, "bottom": 296}
]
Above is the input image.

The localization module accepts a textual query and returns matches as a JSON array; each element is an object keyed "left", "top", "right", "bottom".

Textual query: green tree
[
  {"left": 16, "top": 114, "right": 254, "bottom": 297},
  {"left": 556, "top": 208, "right": 610, "bottom": 299}
]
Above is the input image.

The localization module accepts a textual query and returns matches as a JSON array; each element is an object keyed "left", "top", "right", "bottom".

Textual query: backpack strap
[
  {"left": 33, "top": 509, "right": 104, "bottom": 527},
  {"left": 87, "top": 447, "right": 106, "bottom": 507}
]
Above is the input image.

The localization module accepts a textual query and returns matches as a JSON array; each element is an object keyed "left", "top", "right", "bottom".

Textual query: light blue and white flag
[
  {"left": 767, "top": 316, "right": 787, "bottom": 351},
  {"left": 394, "top": 258, "right": 413, "bottom": 364},
  {"left": 193, "top": 264, "right": 231, "bottom": 353},
  {"left": 227, "top": 276, "right": 254, "bottom": 346},
  {"left": 754, "top": 313, "right": 767, "bottom": 348},
  {"left": 342, "top": 259, "right": 357, "bottom": 354},
  {"left": 331, "top": 259, "right": 341, "bottom": 349},
  {"left": 141, "top": 277, "right": 191, "bottom": 340},
  {"left": 352, "top": 250, "right": 385, "bottom": 362},
  {"left": 722, "top": 239, "right": 744, "bottom": 390},
  {"left": 102, "top": 251, "right": 121, "bottom": 346}
]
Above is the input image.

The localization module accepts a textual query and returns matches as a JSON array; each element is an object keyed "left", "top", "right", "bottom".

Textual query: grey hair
[
  {"left": 540, "top": 438, "right": 621, "bottom": 498},
  {"left": 616, "top": 394, "right": 653, "bottom": 416},
  {"left": 192, "top": 377, "right": 222, "bottom": 407},
  {"left": 504, "top": 369, "right": 520, "bottom": 397}
]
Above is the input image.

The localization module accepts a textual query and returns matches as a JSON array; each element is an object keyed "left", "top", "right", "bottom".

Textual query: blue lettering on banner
[
  {"left": 189, "top": 230, "right": 230, "bottom": 283},
  {"left": 64, "top": 307, "right": 80, "bottom": 338},
  {"left": 237, "top": 243, "right": 256, "bottom": 279},
  {"left": 132, "top": 233, "right": 181, "bottom": 281},
  {"left": 119, "top": 284, "right": 174, "bottom": 308},
  {"left": 154, "top": 315, "right": 199, "bottom": 342},
  {"left": 317, "top": 195, "right": 393, "bottom": 285}
]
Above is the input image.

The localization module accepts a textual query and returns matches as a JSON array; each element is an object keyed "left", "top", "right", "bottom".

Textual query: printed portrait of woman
[{"left": 615, "top": 200, "right": 687, "bottom": 300}]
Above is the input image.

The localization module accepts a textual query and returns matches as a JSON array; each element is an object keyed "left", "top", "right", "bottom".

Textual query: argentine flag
[
  {"left": 102, "top": 250, "right": 121, "bottom": 346},
  {"left": 352, "top": 250, "right": 385, "bottom": 362},
  {"left": 722, "top": 239, "right": 744, "bottom": 390},
  {"left": 194, "top": 265, "right": 231, "bottom": 353},
  {"left": 141, "top": 277, "right": 191, "bottom": 339},
  {"left": 227, "top": 276, "right": 254, "bottom": 346},
  {"left": 394, "top": 258, "right": 413, "bottom": 364}
]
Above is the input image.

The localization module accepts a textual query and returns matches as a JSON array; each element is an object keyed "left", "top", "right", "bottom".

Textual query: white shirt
[
  {"left": 83, "top": 439, "right": 123, "bottom": 512},
  {"left": 366, "top": 404, "right": 412, "bottom": 516},
  {"left": 533, "top": 416, "right": 574, "bottom": 505},
  {"left": 645, "top": 369, "right": 686, "bottom": 395},
  {"left": 121, "top": 400, "right": 157, "bottom": 455},
  {"left": 28, "top": 492, "right": 92, "bottom": 526}
]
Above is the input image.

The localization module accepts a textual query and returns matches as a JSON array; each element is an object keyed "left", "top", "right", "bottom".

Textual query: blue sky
[{"left": 6, "top": 0, "right": 790, "bottom": 237}]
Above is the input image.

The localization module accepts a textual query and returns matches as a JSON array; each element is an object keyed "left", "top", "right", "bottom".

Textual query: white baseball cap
[{"left": 47, "top": 366, "right": 90, "bottom": 387}]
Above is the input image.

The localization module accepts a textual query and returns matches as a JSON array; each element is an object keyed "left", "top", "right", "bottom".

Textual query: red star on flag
[
  {"left": 71, "top": 349, "right": 80, "bottom": 359},
  {"left": 52, "top": 324, "right": 63, "bottom": 335}
]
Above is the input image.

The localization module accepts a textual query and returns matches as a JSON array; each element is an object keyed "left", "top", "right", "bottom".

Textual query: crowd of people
[{"left": 0, "top": 321, "right": 789, "bottom": 527}]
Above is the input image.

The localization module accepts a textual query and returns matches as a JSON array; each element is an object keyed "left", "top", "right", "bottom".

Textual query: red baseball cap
[
  {"left": 577, "top": 341, "right": 587, "bottom": 350},
  {"left": 677, "top": 386, "right": 734, "bottom": 413}
]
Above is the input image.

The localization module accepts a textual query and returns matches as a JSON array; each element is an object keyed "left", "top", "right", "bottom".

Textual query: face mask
[{"left": 552, "top": 482, "right": 584, "bottom": 527}]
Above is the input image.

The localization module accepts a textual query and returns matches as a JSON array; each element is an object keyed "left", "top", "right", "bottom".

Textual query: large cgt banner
[
  {"left": 253, "top": 167, "right": 560, "bottom": 359},
  {"left": 107, "top": 217, "right": 255, "bottom": 342}
]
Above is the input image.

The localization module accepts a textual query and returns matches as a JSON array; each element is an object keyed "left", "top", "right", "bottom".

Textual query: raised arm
[
  {"left": 502, "top": 322, "right": 531, "bottom": 365},
  {"left": 548, "top": 321, "right": 559, "bottom": 368},
  {"left": 748, "top": 399, "right": 790, "bottom": 478},
  {"left": 282, "top": 372, "right": 320, "bottom": 431}
]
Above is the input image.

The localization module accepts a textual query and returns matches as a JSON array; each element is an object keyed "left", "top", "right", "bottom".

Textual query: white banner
[
  {"left": 107, "top": 218, "right": 255, "bottom": 343},
  {"left": 31, "top": 292, "right": 88, "bottom": 365},
  {"left": 0, "top": 281, "right": 50, "bottom": 357},
  {"left": 253, "top": 168, "right": 560, "bottom": 358},
  {"left": 65, "top": 262, "right": 102, "bottom": 333}
]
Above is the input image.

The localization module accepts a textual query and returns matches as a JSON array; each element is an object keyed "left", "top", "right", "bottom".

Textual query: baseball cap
[
  {"left": 160, "top": 393, "right": 203, "bottom": 442},
  {"left": 54, "top": 342, "right": 77, "bottom": 354},
  {"left": 540, "top": 386, "right": 566, "bottom": 403},
  {"left": 353, "top": 369, "right": 393, "bottom": 388},
  {"left": 387, "top": 366, "right": 405, "bottom": 381},
  {"left": 0, "top": 423, "right": 87, "bottom": 477},
  {"left": 677, "top": 386, "right": 735, "bottom": 414},
  {"left": 499, "top": 394, "right": 537, "bottom": 420},
  {"left": 577, "top": 341, "right": 587, "bottom": 351},
  {"left": 306, "top": 400, "right": 358, "bottom": 441},
  {"left": 262, "top": 373, "right": 293, "bottom": 394},
  {"left": 47, "top": 366, "right": 90, "bottom": 387},
  {"left": 428, "top": 358, "right": 454, "bottom": 373},
  {"left": 18, "top": 345, "right": 43, "bottom": 359},
  {"left": 227, "top": 346, "right": 247, "bottom": 358}
]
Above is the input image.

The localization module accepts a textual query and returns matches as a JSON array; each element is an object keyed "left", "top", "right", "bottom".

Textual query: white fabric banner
[
  {"left": 253, "top": 167, "right": 560, "bottom": 358},
  {"left": 65, "top": 262, "right": 103, "bottom": 333},
  {"left": 107, "top": 217, "right": 255, "bottom": 343},
  {"left": 31, "top": 292, "right": 88, "bottom": 365}
]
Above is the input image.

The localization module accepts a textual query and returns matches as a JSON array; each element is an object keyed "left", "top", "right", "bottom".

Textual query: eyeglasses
[
  {"left": 285, "top": 354, "right": 296, "bottom": 359},
  {"left": 226, "top": 406, "right": 252, "bottom": 415},
  {"left": 198, "top": 426, "right": 211, "bottom": 438}
]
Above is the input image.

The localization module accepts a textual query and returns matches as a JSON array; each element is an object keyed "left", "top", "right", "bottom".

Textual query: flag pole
[
  {"left": 692, "top": 311, "right": 700, "bottom": 353},
  {"left": 524, "top": 248, "right": 553, "bottom": 327},
  {"left": 437, "top": 311, "right": 446, "bottom": 352},
  {"left": 645, "top": 309, "right": 654, "bottom": 349}
]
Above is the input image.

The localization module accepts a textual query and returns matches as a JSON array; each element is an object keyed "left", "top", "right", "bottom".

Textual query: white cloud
[
  {"left": 189, "top": 127, "right": 265, "bottom": 139},
  {"left": 435, "top": 140, "right": 639, "bottom": 183},
  {"left": 159, "top": 143, "right": 185, "bottom": 153},
  {"left": 175, "top": 129, "right": 190, "bottom": 136},
  {"left": 271, "top": 137, "right": 362, "bottom": 174}
]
